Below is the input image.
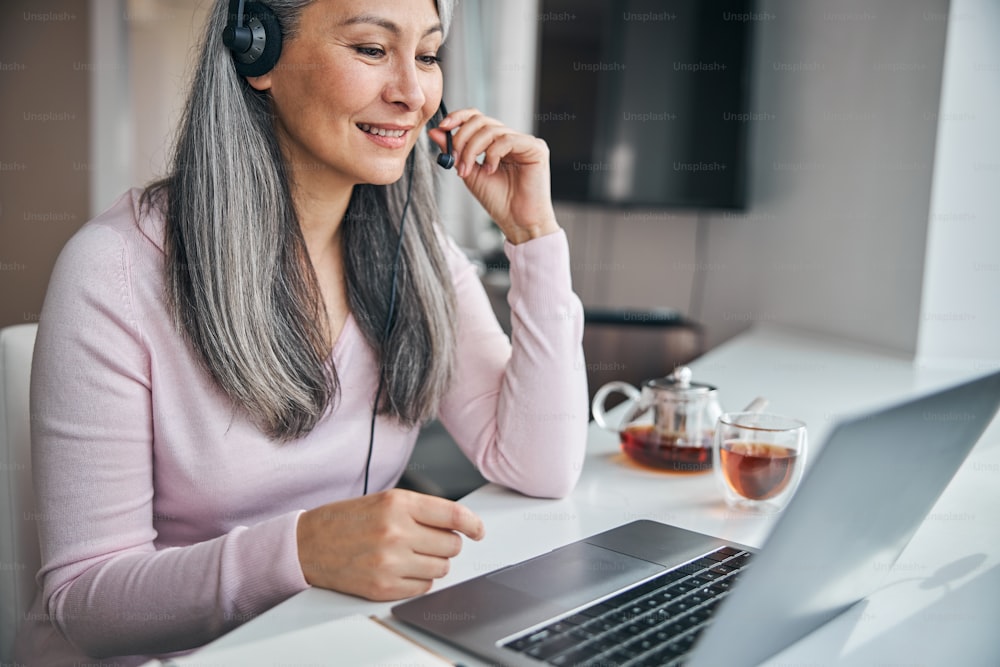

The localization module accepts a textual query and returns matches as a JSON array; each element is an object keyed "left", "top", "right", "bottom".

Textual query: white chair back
[{"left": 0, "top": 324, "right": 40, "bottom": 661}]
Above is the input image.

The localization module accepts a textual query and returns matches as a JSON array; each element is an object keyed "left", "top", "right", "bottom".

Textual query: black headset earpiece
[
  {"left": 222, "top": 0, "right": 283, "bottom": 77},
  {"left": 435, "top": 101, "right": 455, "bottom": 170}
]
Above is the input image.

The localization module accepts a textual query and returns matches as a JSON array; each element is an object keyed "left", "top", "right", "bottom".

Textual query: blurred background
[{"left": 1, "top": 0, "right": 998, "bottom": 495}]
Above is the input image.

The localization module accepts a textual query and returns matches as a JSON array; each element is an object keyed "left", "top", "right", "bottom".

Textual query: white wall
[
  {"left": 89, "top": 0, "right": 209, "bottom": 215},
  {"left": 917, "top": 0, "right": 1000, "bottom": 366},
  {"left": 713, "top": 0, "right": 949, "bottom": 353},
  {"left": 89, "top": 0, "right": 132, "bottom": 216},
  {"left": 126, "top": 0, "right": 211, "bottom": 189},
  {"left": 438, "top": 0, "right": 540, "bottom": 251}
]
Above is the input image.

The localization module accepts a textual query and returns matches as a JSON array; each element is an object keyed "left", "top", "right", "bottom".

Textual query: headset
[
  {"left": 222, "top": 0, "right": 455, "bottom": 493},
  {"left": 222, "top": 0, "right": 283, "bottom": 77}
]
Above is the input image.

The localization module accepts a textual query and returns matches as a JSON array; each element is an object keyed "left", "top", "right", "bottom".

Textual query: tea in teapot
[{"left": 592, "top": 366, "right": 721, "bottom": 474}]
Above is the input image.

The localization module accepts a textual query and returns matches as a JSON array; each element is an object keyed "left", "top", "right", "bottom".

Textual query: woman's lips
[{"left": 357, "top": 123, "right": 410, "bottom": 149}]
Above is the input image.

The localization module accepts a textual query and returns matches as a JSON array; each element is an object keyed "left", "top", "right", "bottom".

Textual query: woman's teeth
[{"left": 358, "top": 124, "right": 405, "bottom": 138}]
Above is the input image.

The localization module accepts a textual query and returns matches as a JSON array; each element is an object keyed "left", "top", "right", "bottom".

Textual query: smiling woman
[{"left": 15, "top": 0, "right": 588, "bottom": 665}]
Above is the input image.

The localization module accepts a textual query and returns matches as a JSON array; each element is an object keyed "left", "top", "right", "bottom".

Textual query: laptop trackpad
[{"left": 487, "top": 542, "right": 663, "bottom": 608}]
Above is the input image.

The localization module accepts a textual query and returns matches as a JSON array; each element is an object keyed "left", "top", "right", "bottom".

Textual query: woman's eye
[
  {"left": 355, "top": 46, "right": 385, "bottom": 58},
  {"left": 418, "top": 55, "right": 442, "bottom": 66}
]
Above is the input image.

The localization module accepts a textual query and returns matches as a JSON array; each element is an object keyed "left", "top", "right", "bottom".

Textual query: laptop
[{"left": 392, "top": 370, "right": 1000, "bottom": 666}]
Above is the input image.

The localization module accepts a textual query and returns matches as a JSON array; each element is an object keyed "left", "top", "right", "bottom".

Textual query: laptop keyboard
[{"left": 501, "top": 546, "right": 753, "bottom": 667}]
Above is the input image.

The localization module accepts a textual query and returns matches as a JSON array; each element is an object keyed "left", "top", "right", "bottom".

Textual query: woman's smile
[{"left": 356, "top": 122, "right": 412, "bottom": 149}]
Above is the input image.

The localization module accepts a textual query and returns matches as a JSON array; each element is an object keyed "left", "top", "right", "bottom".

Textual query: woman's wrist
[
  {"left": 295, "top": 507, "right": 319, "bottom": 586},
  {"left": 502, "top": 217, "right": 561, "bottom": 245}
]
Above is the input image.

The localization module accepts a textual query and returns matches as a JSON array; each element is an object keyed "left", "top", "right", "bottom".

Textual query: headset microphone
[{"left": 436, "top": 101, "right": 455, "bottom": 169}]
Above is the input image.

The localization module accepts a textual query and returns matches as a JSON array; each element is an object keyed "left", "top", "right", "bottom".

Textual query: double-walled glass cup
[{"left": 712, "top": 412, "right": 807, "bottom": 514}]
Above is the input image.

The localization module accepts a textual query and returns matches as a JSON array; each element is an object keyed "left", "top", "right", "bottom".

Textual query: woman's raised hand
[{"left": 429, "top": 108, "right": 560, "bottom": 245}]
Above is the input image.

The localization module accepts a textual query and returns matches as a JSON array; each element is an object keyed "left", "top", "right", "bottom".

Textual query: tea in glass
[{"left": 713, "top": 413, "right": 807, "bottom": 513}]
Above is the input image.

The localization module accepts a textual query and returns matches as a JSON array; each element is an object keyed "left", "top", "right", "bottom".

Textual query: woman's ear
[{"left": 246, "top": 73, "right": 272, "bottom": 91}]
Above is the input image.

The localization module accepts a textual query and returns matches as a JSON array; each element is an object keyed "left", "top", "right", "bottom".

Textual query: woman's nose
[{"left": 383, "top": 61, "right": 428, "bottom": 111}]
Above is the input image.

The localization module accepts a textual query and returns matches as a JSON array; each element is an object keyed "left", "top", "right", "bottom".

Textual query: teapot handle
[{"left": 591, "top": 381, "right": 642, "bottom": 432}]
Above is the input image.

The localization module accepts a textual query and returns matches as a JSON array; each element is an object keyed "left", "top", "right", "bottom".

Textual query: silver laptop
[{"left": 392, "top": 370, "right": 1000, "bottom": 666}]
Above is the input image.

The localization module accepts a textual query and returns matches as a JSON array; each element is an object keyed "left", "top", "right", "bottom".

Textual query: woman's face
[{"left": 249, "top": 0, "right": 444, "bottom": 189}]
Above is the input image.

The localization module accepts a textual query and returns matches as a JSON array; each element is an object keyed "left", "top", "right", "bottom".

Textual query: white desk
[{"left": 201, "top": 324, "right": 1000, "bottom": 665}]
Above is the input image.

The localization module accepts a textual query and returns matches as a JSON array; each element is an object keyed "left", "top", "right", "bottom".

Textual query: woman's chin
[{"left": 362, "top": 159, "right": 412, "bottom": 186}]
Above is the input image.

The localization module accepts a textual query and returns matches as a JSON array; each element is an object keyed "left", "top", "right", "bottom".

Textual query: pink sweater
[{"left": 15, "top": 190, "right": 587, "bottom": 666}]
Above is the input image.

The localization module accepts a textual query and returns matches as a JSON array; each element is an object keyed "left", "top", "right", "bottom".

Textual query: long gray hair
[{"left": 144, "top": 0, "right": 459, "bottom": 440}]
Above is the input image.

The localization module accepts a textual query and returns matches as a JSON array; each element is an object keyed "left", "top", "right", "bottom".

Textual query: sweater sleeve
[
  {"left": 30, "top": 222, "right": 309, "bottom": 658},
  {"left": 437, "top": 230, "right": 589, "bottom": 499}
]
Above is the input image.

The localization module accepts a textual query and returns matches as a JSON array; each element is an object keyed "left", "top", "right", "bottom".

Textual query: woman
[{"left": 15, "top": 0, "right": 587, "bottom": 664}]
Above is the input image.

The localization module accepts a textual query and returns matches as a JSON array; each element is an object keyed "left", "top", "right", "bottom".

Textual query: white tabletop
[{"left": 200, "top": 323, "right": 1000, "bottom": 665}]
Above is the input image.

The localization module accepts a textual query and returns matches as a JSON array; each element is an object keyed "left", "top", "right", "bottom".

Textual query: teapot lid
[{"left": 647, "top": 366, "right": 717, "bottom": 395}]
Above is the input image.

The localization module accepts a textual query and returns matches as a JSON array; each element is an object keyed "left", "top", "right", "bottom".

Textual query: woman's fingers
[
  {"left": 437, "top": 110, "right": 494, "bottom": 177},
  {"left": 447, "top": 113, "right": 503, "bottom": 176},
  {"left": 407, "top": 490, "right": 485, "bottom": 541},
  {"left": 438, "top": 109, "right": 548, "bottom": 175},
  {"left": 433, "top": 106, "right": 559, "bottom": 242}
]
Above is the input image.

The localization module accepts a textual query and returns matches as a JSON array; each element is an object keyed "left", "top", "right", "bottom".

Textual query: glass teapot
[{"left": 591, "top": 366, "right": 722, "bottom": 473}]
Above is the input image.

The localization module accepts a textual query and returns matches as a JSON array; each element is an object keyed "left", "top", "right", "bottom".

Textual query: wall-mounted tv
[{"left": 535, "top": 0, "right": 755, "bottom": 210}]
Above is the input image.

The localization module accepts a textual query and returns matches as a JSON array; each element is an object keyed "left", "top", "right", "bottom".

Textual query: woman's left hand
[{"left": 429, "top": 108, "right": 560, "bottom": 245}]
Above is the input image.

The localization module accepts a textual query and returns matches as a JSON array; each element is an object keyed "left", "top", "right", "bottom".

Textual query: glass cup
[{"left": 712, "top": 412, "right": 808, "bottom": 514}]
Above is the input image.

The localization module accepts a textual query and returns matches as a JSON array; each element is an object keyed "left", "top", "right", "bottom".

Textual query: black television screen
[{"left": 535, "top": 0, "right": 755, "bottom": 210}]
